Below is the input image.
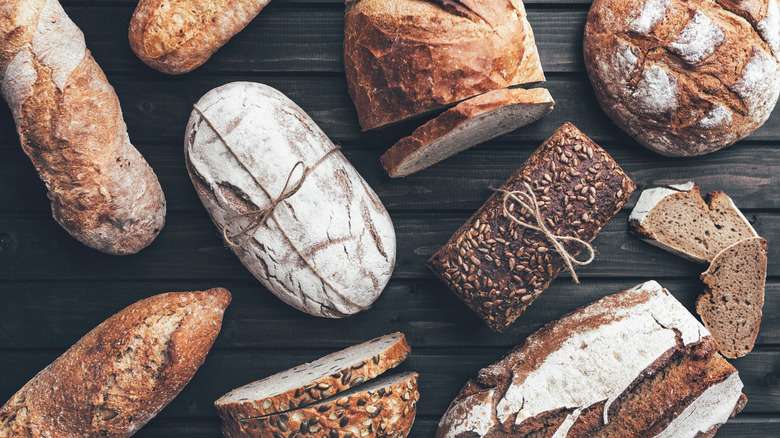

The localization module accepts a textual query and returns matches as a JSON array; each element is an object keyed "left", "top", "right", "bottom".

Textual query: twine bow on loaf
[{"left": 493, "top": 182, "right": 595, "bottom": 283}]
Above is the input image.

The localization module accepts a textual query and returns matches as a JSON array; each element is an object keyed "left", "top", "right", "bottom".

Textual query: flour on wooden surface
[
  {"left": 669, "top": 11, "right": 724, "bottom": 64},
  {"left": 698, "top": 103, "right": 732, "bottom": 129},
  {"left": 631, "top": 64, "right": 679, "bottom": 115},
  {"left": 630, "top": 0, "right": 670, "bottom": 33}
]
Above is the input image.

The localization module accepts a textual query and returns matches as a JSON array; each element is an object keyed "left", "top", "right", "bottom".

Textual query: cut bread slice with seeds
[
  {"left": 220, "top": 372, "right": 420, "bottom": 438},
  {"left": 215, "top": 333, "right": 411, "bottom": 421},
  {"left": 698, "top": 237, "right": 767, "bottom": 359},
  {"left": 629, "top": 182, "right": 758, "bottom": 264},
  {"left": 380, "top": 88, "right": 554, "bottom": 178}
]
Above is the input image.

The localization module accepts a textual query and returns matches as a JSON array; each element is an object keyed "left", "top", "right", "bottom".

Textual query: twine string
[{"left": 493, "top": 182, "right": 595, "bottom": 283}]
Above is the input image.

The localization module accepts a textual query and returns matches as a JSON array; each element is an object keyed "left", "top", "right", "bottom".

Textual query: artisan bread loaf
[
  {"left": 344, "top": 0, "right": 545, "bottom": 130},
  {"left": 185, "top": 82, "right": 396, "bottom": 318},
  {"left": 436, "top": 280, "right": 746, "bottom": 438},
  {"left": 129, "top": 0, "right": 271, "bottom": 74},
  {"left": 216, "top": 333, "right": 411, "bottom": 418},
  {"left": 0, "top": 288, "right": 231, "bottom": 437},
  {"left": 219, "top": 372, "right": 420, "bottom": 438},
  {"left": 584, "top": 0, "right": 780, "bottom": 156},
  {"left": 1, "top": 0, "right": 166, "bottom": 255},
  {"left": 381, "top": 88, "right": 554, "bottom": 178},
  {"left": 629, "top": 182, "right": 758, "bottom": 263},
  {"left": 698, "top": 237, "right": 767, "bottom": 358}
]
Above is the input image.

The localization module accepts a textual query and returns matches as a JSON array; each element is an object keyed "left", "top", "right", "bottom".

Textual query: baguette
[{"left": 1, "top": 0, "right": 166, "bottom": 255}]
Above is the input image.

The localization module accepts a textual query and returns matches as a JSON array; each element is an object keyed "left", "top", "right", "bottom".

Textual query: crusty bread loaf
[
  {"left": 629, "top": 182, "right": 759, "bottom": 264},
  {"left": 129, "top": 0, "right": 271, "bottom": 74},
  {"left": 1, "top": 0, "right": 166, "bottom": 255},
  {"left": 380, "top": 88, "right": 554, "bottom": 178},
  {"left": 0, "top": 288, "right": 231, "bottom": 437},
  {"left": 344, "top": 0, "right": 545, "bottom": 131},
  {"left": 219, "top": 372, "right": 420, "bottom": 438},
  {"left": 584, "top": 0, "right": 780, "bottom": 156},
  {"left": 698, "top": 237, "right": 767, "bottom": 358},
  {"left": 436, "top": 280, "right": 746, "bottom": 438},
  {"left": 185, "top": 82, "right": 396, "bottom": 318},
  {"left": 215, "top": 333, "right": 411, "bottom": 419}
]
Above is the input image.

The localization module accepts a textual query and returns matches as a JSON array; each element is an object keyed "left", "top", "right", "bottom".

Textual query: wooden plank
[{"left": 2, "top": 279, "right": 780, "bottom": 350}]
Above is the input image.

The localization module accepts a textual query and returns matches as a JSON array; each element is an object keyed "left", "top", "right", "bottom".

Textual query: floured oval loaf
[
  {"left": 436, "top": 280, "right": 746, "bottom": 438},
  {"left": 185, "top": 82, "right": 396, "bottom": 318}
]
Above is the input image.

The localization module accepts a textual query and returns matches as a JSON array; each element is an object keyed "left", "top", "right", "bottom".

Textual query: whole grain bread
[
  {"left": 185, "top": 82, "right": 396, "bottom": 318},
  {"left": 698, "top": 237, "right": 767, "bottom": 358},
  {"left": 344, "top": 0, "right": 545, "bottom": 131},
  {"left": 220, "top": 372, "right": 420, "bottom": 438},
  {"left": 381, "top": 88, "right": 554, "bottom": 178},
  {"left": 427, "top": 122, "right": 635, "bottom": 332},
  {"left": 0, "top": 288, "right": 231, "bottom": 437},
  {"left": 584, "top": 0, "right": 780, "bottom": 156},
  {"left": 215, "top": 333, "right": 411, "bottom": 419},
  {"left": 436, "top": 280, "right": 746, "bottom": 438},
  {"left": 129, "top": 0, "right": 271, "bottom": 74},
  {"left": 1, "top": 0, "right": 166, "bottom": 255},
  {"left": 629, "top": 182, "right": 759, "bottom": 264}
]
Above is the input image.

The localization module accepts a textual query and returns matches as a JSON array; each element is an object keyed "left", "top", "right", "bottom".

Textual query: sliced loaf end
[{"left": 381, "top": 88, "right": 554, "bottom": 178}]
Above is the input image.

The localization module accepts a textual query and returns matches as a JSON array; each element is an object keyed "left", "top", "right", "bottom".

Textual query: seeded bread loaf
[
  {"left": 129, "top": 0, "right": 271, "bottom": 74},
  {"left": 584, "top": 0, "right": 780, "bottom": 156},
  {"left": 427, "top": 122, "right": 636, "bottom": 332},
  {"left": 1, "top": 0, "right": 166, "bottom": 255},
  {"left": 0, "top": 288, "right": 231, "bottom": 437},
  {"left": 380, "top": 88, "right": 555, "bottom": 178},
  {"left": 215, "top": 333, "right": 411, "bottom": 419},
  {"left": 185, "top": 82, "right": 396, "bottom": 318},
  {"left": 220, "top": 372, "right": 420, "bottom": 438},
  {"left": 698, "top": 237, "right": 767, "bottom": 358},
  {"left": 629, "top": 182, "right": 759, "bottom": 264},
  {"left": 436, "top": 280, "right": 746, "bottom": 438},
  {"left": 343, "top": 0, "right": 545, "bottom": 131}
]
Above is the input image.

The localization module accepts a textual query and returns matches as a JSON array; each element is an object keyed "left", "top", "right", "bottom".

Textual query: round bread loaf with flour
[{"left": 584, "top": 0, "right": 780, "bottom": 156}]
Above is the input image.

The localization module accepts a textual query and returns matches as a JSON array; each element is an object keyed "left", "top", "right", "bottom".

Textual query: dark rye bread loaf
[
  {"left": 427, "top": 122, "right": 635, "bottom": 332},
  {"left": 0, "top": 288, "right": 231, "bottom": 437},
  {"left": 436, "top": 281, "right": 746, "bottom": 438},
  {"left": 215, "top": 333, "right": 411, "bottom": 419},
  {"left": 220, "top": 372, "right": 420, "bottom": 438}
]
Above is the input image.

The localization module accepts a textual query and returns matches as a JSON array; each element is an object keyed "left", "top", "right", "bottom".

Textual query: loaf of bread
[
  {"left": 129, "top": 0, "right": 271, "bottom": 74},
  {"left": 428, "top": 122, "right": 635, "bottom": 332},
  {"left": 1, "top": 0, "right": 166, "bottom": 255},
  {"left": 381, "top": 88, "right": 555, "bottom": 178},
  {"left": 344, "top": 0, "right": 545, "bottom": 131},
  {"left": 436, "top": 280, "right": 746, "bottom": 438},
  {"left": 0, "top": 288, "right": 231, "bottom": 437},
  {"left": 629, "top": 182, "right": 759, "bottom": 263},
  {"left": 584, "top": 0, "right": 780, "bottom": 156},
  {"left": 185, "top": 82, "right": 396, "bottom": 318}
]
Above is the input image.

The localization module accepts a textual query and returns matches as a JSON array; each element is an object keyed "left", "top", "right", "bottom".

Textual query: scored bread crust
[
  {"left": 344, "top": 0, "right": 545, "bottom": 131},
  {"left": 216, "top": 333, "right": 411, "bottom": 419},
  {"left": 380, "top": 88, "right": 555, "bottom": 178},
  {"left": 129, "top": 0, "right": 271, "bottom": 74},
  {"left": 220, "top": 373, "right": 420, "bottom": 438},
  {"left": 0, "top": 288, "right": 231, "bottom": 437}
]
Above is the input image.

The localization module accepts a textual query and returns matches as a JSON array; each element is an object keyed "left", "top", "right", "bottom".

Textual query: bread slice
[
  {"left": 629, "top": 182, "right": 758, "bottom": 263},
  {"left": 220, "top": 372, "right": 420, "bottom": 438},
  {"left": 215, "top": 333, "right": 410, "bottom": 420},
  {"left": 380, "top": 88, "right": 554, "bottom": 178},
  {"left": 698, "top": 237, "right": 767, "bottom": 359}
]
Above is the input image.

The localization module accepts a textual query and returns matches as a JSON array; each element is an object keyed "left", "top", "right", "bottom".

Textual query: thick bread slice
[
  {"left": 381, "top": 88, "right": 554, "bottom": 178},
  {"left": 436, "top": 280, "right": 746, "bottom": 438},
  {"left": 629, "top": 182, "right": 758, "bottom": 264},
  {"left": 215, "top": 333, "right": 411, "bottom": 419},
  {"left": 220, "top": 372, "right": 420, "bottom": 438},
  {"left": 698, "top": 237, "right": 767, "bottom": 359}
]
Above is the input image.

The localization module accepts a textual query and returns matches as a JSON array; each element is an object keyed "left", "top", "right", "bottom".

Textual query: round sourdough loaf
[
  {"left": 184, "top": 82, "right": 396, "bottom": 318},
  {"left": 584, "top": 0, "right": 780, "bottom": 156}
]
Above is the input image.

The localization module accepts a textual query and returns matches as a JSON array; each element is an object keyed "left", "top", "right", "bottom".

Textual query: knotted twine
[{"left": 492, "top": 182, "right": 595, "bottom": 283}]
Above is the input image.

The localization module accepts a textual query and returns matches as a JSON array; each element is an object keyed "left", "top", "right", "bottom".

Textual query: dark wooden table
[{"left": 1, "top": 0, "right": 778, "bottom": 436}]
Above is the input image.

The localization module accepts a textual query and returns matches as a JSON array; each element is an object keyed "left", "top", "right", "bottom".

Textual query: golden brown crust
[{"left": 0, "top": 288, "right": 231, "bottom": 437}]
